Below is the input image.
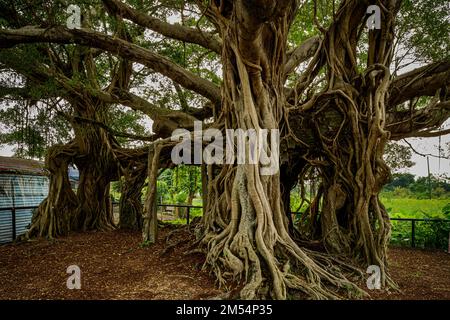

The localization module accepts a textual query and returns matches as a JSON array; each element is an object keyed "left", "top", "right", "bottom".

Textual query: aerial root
[{"left": 202, "top": 223, "right": 370, "bottom": 300}]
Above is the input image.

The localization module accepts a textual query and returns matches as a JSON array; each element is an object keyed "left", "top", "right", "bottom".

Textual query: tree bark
[
  {"left": 28, "top": 143, "right": 79, "bottom": 238},
  {"left": 142, "top": 145, "right": 162, "bottom": 243},
  {"left": 199, "top": 0, "right": 364, "bottom": 300},
  {"left": 119, "top": 164, "right": 146, "bottom": 230}
]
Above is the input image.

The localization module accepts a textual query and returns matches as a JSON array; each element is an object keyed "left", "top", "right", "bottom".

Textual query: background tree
[{"left": 384, "top": 142, "right": 415, "bottom": 173}]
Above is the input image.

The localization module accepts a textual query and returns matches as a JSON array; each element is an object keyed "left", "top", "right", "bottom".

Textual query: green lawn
[
  {"left": 382, "top": 197, "right": 450, "bottom": 249},
  {"left": 381, "top": 197, "right": 450, "bottom": 219}
]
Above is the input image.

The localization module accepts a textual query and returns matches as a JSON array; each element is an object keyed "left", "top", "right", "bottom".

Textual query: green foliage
[
  {"left": 384, "top": 143, "right": 415, "bottom": 173},
  {"left": 385, "top": 173, "right": 416, "bottom": 189},
  {"left": 383, "top": 197, "right": 450, "bottom": 250},
  {"left": 382, "top": 198, "right": 449, "bottom": 219},
  {"left": 390, "top": 218, "right": 450, "bottom": 250},
  {"left": 0, "top": 100, "right": 71, "bottom": 159},
  {"left": 442, "top": 203, "right": 450, "bottom": 219},
  {"left": 174, "top": 191, "right": 188, "bottom": 204},
  {"left": 157, "top": 166, "right": 201, "bottom": 204},
  {"left": 110, "top": 181, "right": 122, "bottom": 202},
  {"left": 190, "top": 198, "right": 203, "bottom": 218},
  {"left": 397, "top": 0, "right": 450, "bottom": 63},
  {"left": 106, "top": 106, "right": 150, "bottom": 147},
  {"left": 383, "top": 173, "right": 450, "bottom": 199},
  {"left": 392, "top": 187, "right": 412, "bottom": 198},
  {"left": 290, "top": 190, "right": 310, "bottom": 213}
]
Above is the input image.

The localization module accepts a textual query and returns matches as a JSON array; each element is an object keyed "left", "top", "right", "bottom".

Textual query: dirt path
[{"left": 0, "top": 228, "right": 449, "bottom": 300}]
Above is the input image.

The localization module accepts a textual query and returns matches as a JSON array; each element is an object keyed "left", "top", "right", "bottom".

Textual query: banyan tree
[{"left": 0, "top": 0, "right": 449, "bottom": 299}]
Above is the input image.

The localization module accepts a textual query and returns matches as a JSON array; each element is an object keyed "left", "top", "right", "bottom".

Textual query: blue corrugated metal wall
[
  {"left": 0, "top": 174, "right": 49, "bottom": 243},
  {"left": 0, "top": 211, "right": 13, "bottom": 243}
]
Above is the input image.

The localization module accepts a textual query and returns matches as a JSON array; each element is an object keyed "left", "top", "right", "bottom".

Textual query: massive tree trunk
[
  {"left": 198, "top": 0, "right": 364, "bottom": 300},
  {"left": 28, "top": 143, "right": 79, "bottom": 238},
  {"left": 316, "top": 69, "right": 393, "bottom": 284},
  {"left": 313, "top": 0, "right": 400, "bottom": 288},
  {"left": 28, "top": 101, "right": 119, "bottom": 237},
  {"left": 309, "top": 63, "right": 396, "bottom": 287},
  {"left": 75, "top": 164, "right": 115, "bottom": 230},
  {"left": 72, "top": 101, "right": 118, "bottom": 231},
  {"left": 119, "top": 163, "right": 146, "bottom": 230}
]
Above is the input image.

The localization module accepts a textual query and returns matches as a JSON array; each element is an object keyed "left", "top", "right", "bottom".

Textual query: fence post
[
  {"left": 448, "top": 230, "right": 450, "bottom": 254},
  {"left": 186, "top": 206, "right": 190, "bottom": 225},
  {"left": 411, "top": 220, "right": 416, "bottom": 248},
  {"left": 11, "top": 208, "right": 16, "bottom": 241},
  {"left": 11, "top": 179, "right": 16, "bottom": 241}
]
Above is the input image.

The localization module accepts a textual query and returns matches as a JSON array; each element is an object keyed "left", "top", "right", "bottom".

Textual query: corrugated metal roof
[{"left": 0, "top": 156, "right": 47, "bottom": 176}]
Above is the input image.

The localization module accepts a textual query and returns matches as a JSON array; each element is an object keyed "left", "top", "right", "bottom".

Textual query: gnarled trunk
[
  {"left": 28, "top": 143, "right": 79, "bottom": 238},
  {"left": 71, "top": 101, "right": 119, "bottom": 231},
  {"left": 198, "top": 1, "right": 365, "bottom": 300},
  {"left": 317, "top": 66, "right": 393, "bottom": 286},
  {"left": 119, "top": 164, "right": 146, "bottom": 230},
  {"left": 75, "top": 164, "right": 115, "bottom": 230},
  {"left": 305, "top": 0, "right": 401, "bottom": 288}
]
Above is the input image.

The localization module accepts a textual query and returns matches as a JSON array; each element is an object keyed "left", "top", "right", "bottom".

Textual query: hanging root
[
  {"left": 191, "top": 0, "right": 401, "bottom": 300},
  {"left": 200, "top": 164, "right": 369, "bottom": 300},
  {"left": 27, "top": 143, "right": 79, "bottom": 239}
]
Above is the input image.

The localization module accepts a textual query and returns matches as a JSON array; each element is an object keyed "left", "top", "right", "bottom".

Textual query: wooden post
[
  {"left": 143, "top": 145, "right": 161, "bottom": 244},
  {"left": 411, "top": 220, "right": 416, "bottom": 248}
]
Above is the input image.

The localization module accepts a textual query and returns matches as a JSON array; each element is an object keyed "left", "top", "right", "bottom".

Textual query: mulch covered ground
[
  {"left": 0, "top": 227, "right": 449, "bottom": 300},
  {"left": 0, "top": 226, "right": 223, "bottom": 300},
  {"left": 371, "top": 247, "right": 450, "bottom": 300}
]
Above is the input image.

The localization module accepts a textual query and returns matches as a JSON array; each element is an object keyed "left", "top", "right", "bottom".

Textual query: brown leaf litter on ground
[{"left": 0, "top": 227, "right": 449, "bottom": 300}]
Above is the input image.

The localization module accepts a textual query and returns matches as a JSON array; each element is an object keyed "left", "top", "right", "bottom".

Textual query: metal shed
[
  {"left": 0, "top": 156, "right": 49, "bottom": 243},
  {"left": 0, "top": 156, "right": 83, "bottom": 243},
  {"left": 0, "top": 156, "right": 80, "bottom": 243}
]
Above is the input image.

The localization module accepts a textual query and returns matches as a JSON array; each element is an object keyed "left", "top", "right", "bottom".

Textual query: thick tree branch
[
  {"left": 53, "top": 71, "right": 201, "bottom": 137},
  {"left": 284, "top": 36, "right": 320, "bottom": 77},
  {"left": 388, "top": 61, "right": 450, "bottom": 108},
  {"left": 108, "top": 88, "right": 199, "bottom": 137},
  {"left": 102, "top": 0, "right": 221, "bottom": 54},
  {"left": 387, "top": 100, "right": 450, "bottom": 140},
  {"left": 73, "top": 116, "right": 155, "bottom": 141},
  {"left": 0, "top": 86, "right": 50, "bottom": 99},
  {"left": 0, "top": 26, "right": 222, "bottom": 105},
  {"left": 1, "top": 53, "right": 204, "bottom": 139}
]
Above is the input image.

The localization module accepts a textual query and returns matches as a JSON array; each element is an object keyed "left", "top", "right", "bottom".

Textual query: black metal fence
[
  {"left": 156, "top": 204, "right": 202, "bottom": 225},
  {"left": 2, "top": 203, "right": 450, "bottom": 251},
  {"left": 389, "top": 217, "right": 450, "bottom": 250},
  {"left": 151, "top": 204, "right": 450, "bottom": 250}
]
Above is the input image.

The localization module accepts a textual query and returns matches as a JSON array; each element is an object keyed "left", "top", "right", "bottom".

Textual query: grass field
[{"left": 381, "top": 197, "right": 450, "bottom": 219}]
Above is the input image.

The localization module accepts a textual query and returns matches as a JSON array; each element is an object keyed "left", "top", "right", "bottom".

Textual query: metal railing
[
  {"left": 111, "top": 202, "right": 202, "bottom": 225},
  {"left": 156, "top": 204, "right": 202, "bottom": 225},
  {"left": 2, "top": 203, "right": 449, "bottom": 250},
  {"left": 389, "top": 217, "right": 450, "bottom": 249},
  {"left": 152, "top": 204, "right": 450, "bottom": 249}
]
